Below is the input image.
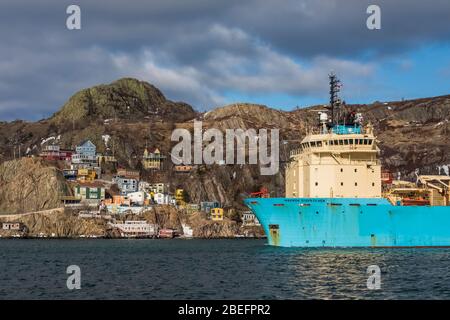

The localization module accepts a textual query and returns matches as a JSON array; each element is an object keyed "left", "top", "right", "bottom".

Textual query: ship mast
[{"left": 328, "top": 72, "right": 342, "bottom": 125}]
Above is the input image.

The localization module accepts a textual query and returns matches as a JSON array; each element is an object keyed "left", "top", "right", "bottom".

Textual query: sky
[{"left": 0, "top": 0, "right": 449, "bottom": 121}]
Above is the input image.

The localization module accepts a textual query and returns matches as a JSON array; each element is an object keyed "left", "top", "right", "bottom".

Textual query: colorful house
[
  {"left": 40, "top": 144, "right": 73, "bottom": 162},
  {"left": 149, "top": 183, "right": 167, "bottom": 194},
  {"left": 175, "top": 189, "right": 186, "bottom": 205},
  {"left": 127, "top": 191, "right": 146, "bottom": 206},
  {"left": 63, "top": 169, "right": 77, "bottom": 181},
  {"left": 154, "top": 193, "right": 175, "bottom": 205},
  {"left": 174, "top": 165, "right": 193, "bottom": 173},
  {"left": 1, "top": 222, "right": 24, "bottom": 231},
  {"left": 142, "top": 148, "right": 166, "bottom": 170},
  {"left": 77, "top": 168, "right": 97, "bottom": 182},
  {"left": 116, "top": 168, "right": 140, "bottom": 180},
  {"left": 103, "top": 195, "right": 130, "bottom": 206},
  {"left": 72, "top": 140, "right": 98, "bottom": 169},
  {"left": 186, "top": 204, "right": 200, "bottom": 215},
  {"left": 200, "top": 201, "right": 220, "bottom": 214},
  {"left": 97, "top": 154, "right": 117, "bottom": 166},
  {"left": 211, "top": 208, "right": 224, "bottom": 221},
  {"left": 113, "top": 176, "right": 139, "bottom": 195},
  {"left": 76, "top": 140, "right": 96, "bottom": 156},
  {"left": 242, "top": 211, "right": 261, "bottom": 226},
  {"left": 74, "top": 183, "right": 105, "bottom": 203}
]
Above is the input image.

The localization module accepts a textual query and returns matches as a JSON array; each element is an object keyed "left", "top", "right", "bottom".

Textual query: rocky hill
[
  {"left": 51, "top": 78, "right": 196, "bottom": 125},
  {"left": 0, "top": 78, "right": 449, "bottom": 214}
]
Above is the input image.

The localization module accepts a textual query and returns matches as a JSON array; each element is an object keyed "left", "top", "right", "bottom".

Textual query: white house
[
  {"left": 108, "top": 221, "right": 157, "bottom": 237},
  {"left": 127, "top": 191, "right": 146, "bottom": 206},
  {"left": 154, "top": 192, "right": 174, "bottom": 205},
  {"left": 242, "top": 212, "right": 261, "bottom": 226}
]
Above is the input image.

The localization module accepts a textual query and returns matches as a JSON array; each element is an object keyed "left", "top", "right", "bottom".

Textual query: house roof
[
  {"left": 75, "top": 181, "right": 106, "bottom": 188},
  {"left": 144, "top": 147, "right": 160, "bottom": 154},
  {"left": 77, "top": 140, "right": 96, "bottom": 148}
]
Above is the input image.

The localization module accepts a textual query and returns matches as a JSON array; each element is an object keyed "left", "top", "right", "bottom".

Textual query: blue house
[
  {"left": 200, "top": 201, "right": 221, "bottom": 214},
  {"left": 76, "top": 140, "right": 96, "bottom": 157},
  {"left": 113, "top": 176, "right": 139, "bottom": 195},
  {"left": 72, "top": 140, "right": 98, "bottom": 168}
]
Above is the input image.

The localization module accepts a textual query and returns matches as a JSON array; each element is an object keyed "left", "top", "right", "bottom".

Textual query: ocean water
[{"left": 1, "top": 239, "right": 450, "bottom": 299}]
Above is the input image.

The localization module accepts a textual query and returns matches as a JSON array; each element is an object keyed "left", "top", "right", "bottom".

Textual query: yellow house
[
  {"left": 175, "top": 189, "right": 186, "bottom": 206},
  {"left": 211, "top": 208, "right": 224, "bottom": 221},
  {"left": 142, "top": 148, "right": 166, "bottom": 170},
  {"left": 77, "top": 168, "right": 96, "bottom": 182}
]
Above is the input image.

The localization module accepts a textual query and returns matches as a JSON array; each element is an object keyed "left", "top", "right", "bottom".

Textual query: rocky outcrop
[
  {"left": 187, "top": 212, "right": 240, "bottom": 238},
  {"left": 0, "top": 158, "right": 70, "bottom": 214},
  {"left": 0, "top": 208, "right": 106, "bottom": 237},
  {"left": 50, "top": 78, "right": 197, "bottom": 125},
  {"left": 140, "top": 205, "right": 183, "bottom": 231}
]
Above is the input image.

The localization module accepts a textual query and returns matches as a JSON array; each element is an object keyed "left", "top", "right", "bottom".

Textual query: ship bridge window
[
  {"left": 344, "top": 139, "right": 349, "bottom": 145},
  {"left": 311, "top": 141, "right": 316, "bottom": 147},
  {"left": 359, "top": 139, "right": 364, "bottom": 144},
  {"left": 339, "top": 140, "right": 344, "bottom": 145},
  {"left": 363, "top": 139, "right": 368, "bottom": 145},
  {"left": 317, "top": 141, "right": 322, "bottom": 147}
]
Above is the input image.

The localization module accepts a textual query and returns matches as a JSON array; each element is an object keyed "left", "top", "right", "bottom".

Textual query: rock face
[
  {"left": 0, "top": 208, "right": 107, "bottom": 237},
  {"left": 123, "top": 206, "right": 241, "bottom": 238},
  {"left": 0, "top": 158, "right": 70, "bottom": 214}
]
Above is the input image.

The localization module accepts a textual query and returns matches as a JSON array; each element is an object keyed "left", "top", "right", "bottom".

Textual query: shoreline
[{"left": 0, "top": 236, "right": 267, "bottom": 240}]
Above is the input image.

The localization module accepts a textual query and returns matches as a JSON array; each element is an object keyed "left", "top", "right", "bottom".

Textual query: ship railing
[{"left": 290, "top": 145, "right": 378, "bottom": 157}]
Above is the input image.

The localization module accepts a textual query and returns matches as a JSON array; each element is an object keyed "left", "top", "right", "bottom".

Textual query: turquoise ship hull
[{"left": 244, "top": 197, "right": 450, "bottom": 247}]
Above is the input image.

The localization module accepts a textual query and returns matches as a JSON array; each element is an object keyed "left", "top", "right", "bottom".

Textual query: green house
[{"left": 74, "top": 184, "right": 105, "bottom": 200}]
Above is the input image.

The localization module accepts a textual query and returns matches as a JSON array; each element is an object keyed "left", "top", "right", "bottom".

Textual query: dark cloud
[{"left": 0, "top": 0, "right": 449, "bottom": 120}]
